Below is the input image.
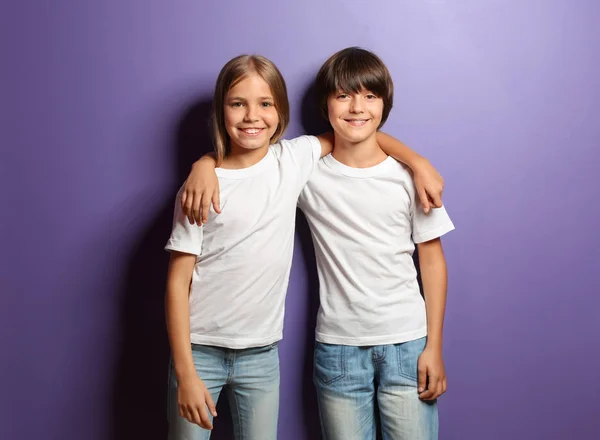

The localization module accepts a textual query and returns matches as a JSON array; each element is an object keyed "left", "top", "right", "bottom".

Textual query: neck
[
  {"left": 331, "top": 132, "right": 388, "bottom": 168},
  {"left": 221, "top": 143, "right": 269, "bottom": 169}
]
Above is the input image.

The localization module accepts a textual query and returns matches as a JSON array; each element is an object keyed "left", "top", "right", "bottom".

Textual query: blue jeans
[
  {"left": 314, "top": 337, "right": 438, "bottom": 440},
  {"left": 168, "top": 343, "right": 280, "bottom": 440}
]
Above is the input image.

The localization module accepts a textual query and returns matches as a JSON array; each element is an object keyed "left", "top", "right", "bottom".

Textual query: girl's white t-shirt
[
  {"left": 298, "top": 154, "right": 455, "bottom": 346},
  {"left": 165, "top": 136, "right": 321, "bottom": 349}
]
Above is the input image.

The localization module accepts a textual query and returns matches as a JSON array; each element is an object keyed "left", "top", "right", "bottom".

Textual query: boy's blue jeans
[
  {"left": 167, "top": 343, "right": 279, "bottom": 440},
  {"left": 314, "top": 337, "right": 438, "bottom": 440}
]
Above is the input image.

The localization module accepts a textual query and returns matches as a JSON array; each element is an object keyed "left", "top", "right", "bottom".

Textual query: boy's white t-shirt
[
  {"left": 165, "top": 136, "right": 321, "bottom": 349},
  {"left": 298, "top": 154, "right": 455, "bottom": 346}
]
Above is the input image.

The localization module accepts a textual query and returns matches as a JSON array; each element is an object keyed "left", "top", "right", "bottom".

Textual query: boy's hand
[
  {"left": 177, "top": 374, "right": 218, "bottom": 429},
  {"left": 181, "top": 157, "right": 221, "bottom": 225},
  {"left": 411, "top": 157, "right": 444, "bottom": 214},
  {"left": 417, "top": 345, "right": 447, "bottom": 401}
]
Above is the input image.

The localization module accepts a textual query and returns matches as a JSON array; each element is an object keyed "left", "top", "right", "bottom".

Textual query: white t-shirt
[
  {"left": 298, "top": 154, "right": 455, "bottom": 346},
  {"left": 165, "top": 136, "right": 321, "bottom": 349}
]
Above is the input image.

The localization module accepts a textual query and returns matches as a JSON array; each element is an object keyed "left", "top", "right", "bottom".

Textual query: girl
[{"left": 165, "top": 54, "right": 443, "bottom": 440}]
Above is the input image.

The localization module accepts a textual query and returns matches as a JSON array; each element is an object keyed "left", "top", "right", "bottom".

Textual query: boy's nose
[{"left": 349, "top": 96, "right": 364, "bottom": 113}]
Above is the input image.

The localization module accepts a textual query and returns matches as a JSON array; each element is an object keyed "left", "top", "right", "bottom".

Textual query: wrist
[
  {"left": 408, "top": 154, "right": 428, "bottom": 172},
  {"left": 425, "top": 335, "right": 443, "bottom": 351},
  {"left": 175, "top": 365, "right": 198, "bottom": 383},
  {"left": 194, "top": 154, "right": 218, "bottom": 169}
]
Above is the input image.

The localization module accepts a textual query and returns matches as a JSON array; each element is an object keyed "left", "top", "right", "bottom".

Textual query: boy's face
[{"left": 327, "top": 88, "right": 383, "bottom": 144}]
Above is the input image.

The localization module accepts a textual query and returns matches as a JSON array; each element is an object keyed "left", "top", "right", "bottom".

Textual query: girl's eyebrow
[{"left": 229, "top": 96, "right": 273, "bottom": 101}]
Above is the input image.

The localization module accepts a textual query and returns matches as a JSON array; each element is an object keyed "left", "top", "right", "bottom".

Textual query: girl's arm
[
  {"left": 376, "top": 132, "right": 444, "bottom": 213},
  {"left": 415, "top": 238, "right": 448, "bottom": 401},
  {"left": 315, "top": 132, "right": 444, "bottom": 213},
  {"left": 165, "top": 252, "right": 217, "bottom": 428}
]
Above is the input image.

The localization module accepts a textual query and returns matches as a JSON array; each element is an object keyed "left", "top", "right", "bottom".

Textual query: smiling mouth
[
  {"left": 344, "top": 119, "right": 370, "bottom": 127},
  {"left": 239, "top": 128, "right": 265, "bottom": 136}
]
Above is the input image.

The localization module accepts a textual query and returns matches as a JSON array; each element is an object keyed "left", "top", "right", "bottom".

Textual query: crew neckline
[
  {"left": 215, "top": 148, "right": 274, "bottom": 179},
  {"left": 322, "top": 153, "right": 395, "bottom": 178}
]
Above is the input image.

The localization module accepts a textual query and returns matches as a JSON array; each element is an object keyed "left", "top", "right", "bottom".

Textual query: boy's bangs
[{"left": 330, "top": 59, "right": 387, "bottom": 97}]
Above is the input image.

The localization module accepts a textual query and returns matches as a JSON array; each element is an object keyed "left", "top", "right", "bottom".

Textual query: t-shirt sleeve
[
  {"left": 411, "top": 199, "right": 455, "bottom": 244},
  {"left": 164, "top": 187, "right": 203, "bottom": 255},
  {"left": 279, "top": 135, "right": 322, "bottom": 188}
]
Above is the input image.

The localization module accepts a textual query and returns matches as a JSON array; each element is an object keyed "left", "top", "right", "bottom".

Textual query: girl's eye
[
  {"left": 230, "top": 102, "right": 244, "bottom": 108},
  {"left": 261, "top": 102, "right": 273, "bottom": 107}
]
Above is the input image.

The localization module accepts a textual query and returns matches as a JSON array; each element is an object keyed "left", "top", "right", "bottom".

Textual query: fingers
[
  {"left": 430, "top": 192, "right": 443, "bottom": 209},
  {"left": 198, "top": 405, "right": 213, "bottom": 430},
  {"left": 427, "top": 375, "right": 440, "bottom": 400},
  {"left": 192, "top": 195, "right": 202, "bottom": 226},
  {"left": 212, "top": 182, "right": 221, "bottom": 214},
  {"left": 417, "top": 364, "right": 427, "bottom": 394},
  {"left": 419, "top": 374, "right": 446, "bottom": 401},
  {"left": 417, "top": 187, "right": 431, "bottom": 214},
  {"left": 200, "top": 192, "right": 211, "bottom": 225},
  {"left": 181, "top": 406, "right": 202, "bottom": 427},
  {"left": 181, "top": 189, "right": 188, "bottom": 208},
  {"left": 180, "top": 405, "right": 213, "bottom": 430},
  {"left": 205, "top": 390, "right": 218, "bottom": 417},
  {"left": 182, "top": 190, "right": 195, "bottom": 225}
]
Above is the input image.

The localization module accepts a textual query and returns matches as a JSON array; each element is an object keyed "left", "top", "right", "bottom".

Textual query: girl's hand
[
  {"left": 411, "top": 157, "right": 444, "bottom": 214},
  {"left": 181, "top": 156, "right": 221, "bottom": 225},
  {"left": 417, "top": 345, "right": 447, "bottom": 401},
  {"left": 177, "top": 374, "right": 218, "bottom": 429}
]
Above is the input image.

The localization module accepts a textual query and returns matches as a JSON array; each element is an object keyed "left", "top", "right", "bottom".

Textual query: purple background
[{"left": 2, "top": 1, "right": 599, "bottom": 439}]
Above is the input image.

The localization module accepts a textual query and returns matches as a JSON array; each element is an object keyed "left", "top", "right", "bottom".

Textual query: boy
[{"left": 296, "top": 47, "right": 454, "bottom": 439}]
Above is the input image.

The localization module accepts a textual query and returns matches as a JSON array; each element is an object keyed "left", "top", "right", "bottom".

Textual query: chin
[{"left": 235, "top": 137, "right": 270, "bottom": 149}]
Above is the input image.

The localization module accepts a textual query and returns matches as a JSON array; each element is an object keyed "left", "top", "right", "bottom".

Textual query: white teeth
[{"left": 242, "top": 128, "right": 262, "bottom": 134}]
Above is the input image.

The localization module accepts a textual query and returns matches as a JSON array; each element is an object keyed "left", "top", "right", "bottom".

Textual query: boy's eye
[
  {"left": 230, "top": 102, "right": 244, "bottom": 108},
  {"left": 261, "top": 102, "right": 273, "bottom": 107},
  {"left": 365, "top": 94, "right": 378, "bottom": 100},
  {"left": 337, "top": 94, "right": 349, "bottom": 100}
]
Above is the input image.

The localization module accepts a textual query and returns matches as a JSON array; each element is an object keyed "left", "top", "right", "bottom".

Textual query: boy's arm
[
  {"left": 415, "top": 238, "right": 448, "bottom": 401},
  {"left": 165, "top": 252, "right": 217, "bottom": 428},
  {"left": 376, "top": 132, "right": 444, "bottom": 214}
]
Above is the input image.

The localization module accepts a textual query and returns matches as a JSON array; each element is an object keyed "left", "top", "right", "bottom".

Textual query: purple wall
[{"left": 3, "top": 1, "right": 599, "bottom": 439}]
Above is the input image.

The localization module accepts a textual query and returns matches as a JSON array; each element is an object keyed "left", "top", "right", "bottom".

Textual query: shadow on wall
[
  {"left": 301, "top": 81, "right": 331, "bottom": 137},
  {"left": 297, "top": 80, "right": 328, "bottom": 439},
  {"left": 110, "top": 97, "right": 236, "bottom": 440}
]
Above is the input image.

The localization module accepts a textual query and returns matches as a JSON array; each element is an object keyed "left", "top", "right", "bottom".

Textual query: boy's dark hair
[{"left": 315, "top": 47, "right": 394, "bottom": 128}]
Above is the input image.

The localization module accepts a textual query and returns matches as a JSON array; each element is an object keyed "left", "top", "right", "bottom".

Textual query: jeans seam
[
  {"left": 231, "top": 388, "right": 245, "bottom": 440},
  {"left": 397, "top": 341, "right": 423, "bottom": 382},
  {"left": 227, "top": 351, "right": 235, "bottom": 384},
  {"left": 315, "top": 343, "right": 346, "bottom": 386}
]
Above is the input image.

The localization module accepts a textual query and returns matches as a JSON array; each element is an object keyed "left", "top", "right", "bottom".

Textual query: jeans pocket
[
  {"left": 397, "top": 337, "right": 427, "bottom": 381},
  {"left": 314, "top": 342, "right": 345, "bottom": 386}
]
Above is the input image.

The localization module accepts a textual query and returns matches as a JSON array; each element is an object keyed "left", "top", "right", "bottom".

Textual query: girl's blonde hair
[{"left": 211, "top": 55, "right": 290, "bottom": 164}]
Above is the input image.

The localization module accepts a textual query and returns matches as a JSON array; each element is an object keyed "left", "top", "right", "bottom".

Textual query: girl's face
[{"left": 224, "top": 73, "right": 279, "bottom": 153}]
